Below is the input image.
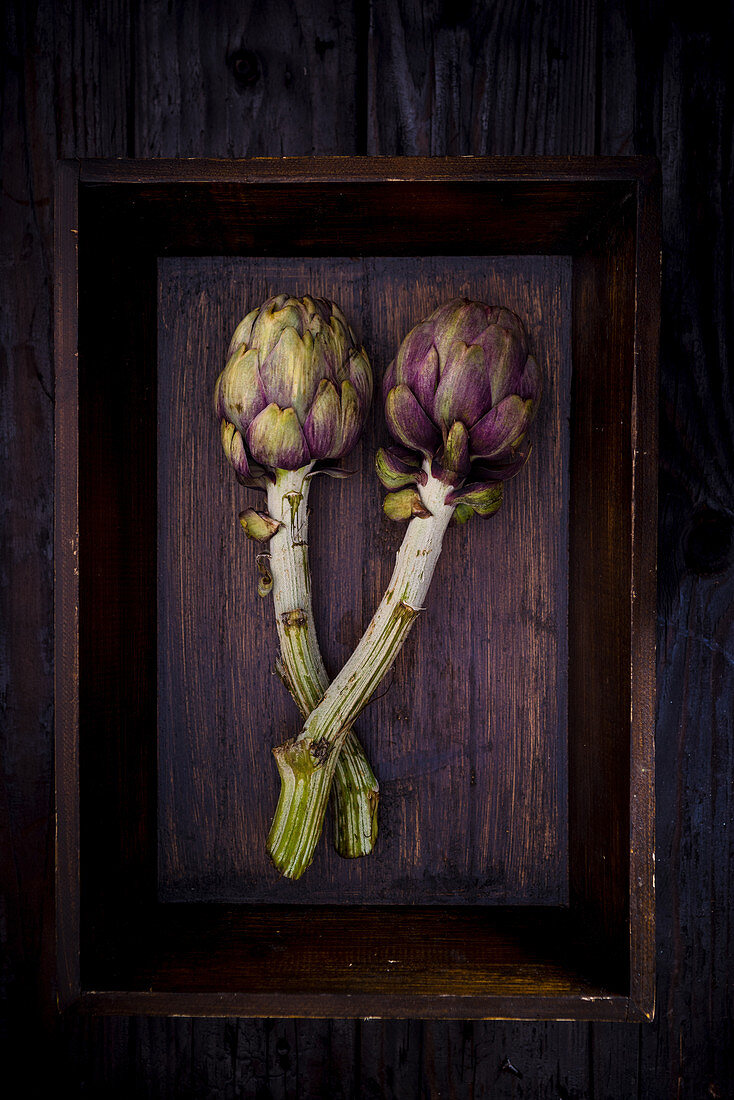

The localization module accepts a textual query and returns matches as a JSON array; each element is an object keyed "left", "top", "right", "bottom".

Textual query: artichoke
[
  {"left": 215, "top": 294, "right": 372, "bottom": 486},
  {"left": 267, "top": 299, "right": 541, "bottom": 880},
  {"left": 379, "top": 298, "right": 541, "bottom": 518},
  {"left": 214, "top": 294, "right": 379, "bottom": 861}
]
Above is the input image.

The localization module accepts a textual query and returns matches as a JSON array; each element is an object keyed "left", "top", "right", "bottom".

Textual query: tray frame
[{"left": 55, "top": 156, "right": 659, "bottom": 1020}]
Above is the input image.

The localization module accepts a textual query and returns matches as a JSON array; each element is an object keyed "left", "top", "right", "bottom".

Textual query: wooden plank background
[
  {"left": 157, "top": 254, "right": 570, "bottom": 906},
  {"left": 2, "top": 0, "right": 732, "bottom": 1095}
]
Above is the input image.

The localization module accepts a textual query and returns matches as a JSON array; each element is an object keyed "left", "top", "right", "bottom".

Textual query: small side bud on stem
[
  {"left": 240, "top": 508, "right": 282, "bottom": 542},
  {"left": 256, "top": 553, "right": 273, "bottom": 597}
]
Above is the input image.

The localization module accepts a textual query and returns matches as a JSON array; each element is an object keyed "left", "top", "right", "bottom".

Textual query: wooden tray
[{"left": 55, "top": 156, "right": 659, "bottom": 1020}]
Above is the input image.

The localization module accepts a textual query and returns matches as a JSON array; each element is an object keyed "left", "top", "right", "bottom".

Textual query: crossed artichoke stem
[
  {"left": 262, "top": 466, "right": 379, "bottom": 859},
  {"left": 267, "top": 462, "right": 455, "bottom": 879}
]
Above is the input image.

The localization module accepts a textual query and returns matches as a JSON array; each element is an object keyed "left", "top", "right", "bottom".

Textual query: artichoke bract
[
  {"left": 267, "top": 298, "right": 541, "bottom": 879},
  {"left": 215, "top": 294, "right": 372, "bottom": 485},
  {"left": 379, "top": 298, "right": 541, "bottom": 517},
  {"left": 215, "top": 294, "right": 378, "bottom": 862}
]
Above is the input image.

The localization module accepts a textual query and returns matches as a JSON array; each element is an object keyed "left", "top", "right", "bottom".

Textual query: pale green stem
[
  {"left": 265, "top": 466, "right": 379, "bottom": 859},
  {"left": 267, "top": 464, "right": 455, "bottom": 878}
]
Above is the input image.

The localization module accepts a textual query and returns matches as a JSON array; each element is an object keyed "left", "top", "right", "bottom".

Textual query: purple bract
[{"left": 378, "top": 298, "right": 541, "bottom": 515}]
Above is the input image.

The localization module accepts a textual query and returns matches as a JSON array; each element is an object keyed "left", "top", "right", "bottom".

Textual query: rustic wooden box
[{"left": 55, "top": 157, "right": 658, "bottom": 1020}]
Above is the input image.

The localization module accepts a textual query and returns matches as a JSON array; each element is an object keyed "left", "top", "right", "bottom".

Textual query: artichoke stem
[
  {"left": 267, "top": 464, "right": 455, "bottom": 878},
  {"left": 265, "top": 467, "right": 379, "bottom": 859}
]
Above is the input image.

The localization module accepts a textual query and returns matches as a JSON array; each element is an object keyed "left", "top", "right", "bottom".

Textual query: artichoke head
[
  {"left": 215, "top": 294, "right": 373, "bottom": 487},
  {"left": 377, "top": 298, "right": 541, "bottom": 522}
]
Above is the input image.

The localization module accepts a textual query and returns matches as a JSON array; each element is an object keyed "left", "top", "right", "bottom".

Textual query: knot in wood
[{"left": 228, "top": 48, "right": 261, "bottom": 89}]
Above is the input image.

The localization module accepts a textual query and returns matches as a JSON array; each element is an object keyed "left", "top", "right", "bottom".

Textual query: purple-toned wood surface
[
  {"left": 157, "top": 254, "right": 571, "bottom": 905},
  {"left": 9, "top": 0, "right": 723, "bottom": 1090}
]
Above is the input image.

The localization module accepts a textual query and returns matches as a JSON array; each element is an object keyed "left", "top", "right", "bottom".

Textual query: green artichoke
[
  {"left": 214, "top": 293, "right": 379, "bottom": 863},
  {"left": 215, "top": 294, "right": 373, "bottom": 486}
]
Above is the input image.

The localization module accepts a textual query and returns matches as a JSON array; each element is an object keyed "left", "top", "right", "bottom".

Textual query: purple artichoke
[
  {"left": 377, "top": 298, "right": 541, "bottom": 521},
  {"left": 215, "top": 294, "right": 372, "bottom": 488}
]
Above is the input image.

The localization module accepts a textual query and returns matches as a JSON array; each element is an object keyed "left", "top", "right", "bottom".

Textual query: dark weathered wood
[
  {"left": 76, "top": 194, "right": 159, "bottom": 964},
  {"left": 132, "top": 0, "right": 360, "bottom": 158},
  {"left": 75, "top": 993, "right": 642, "bottom": 1026},
  {"left": 471, "top": 1019, "right": 594, "bottom": 1099},
  {"left": 630, "top": 6, "right": 734, "bottom": 1097},
  {"left": 77, "top": 154, "right": 656, "bottom": 183},
  {"left": 157, "top": 252, "right": 570, "bottom": 907},
  {"left": 60, "top": 1014, "right": 135, "bottom": 1096},
  {"left": 367, "top": 0, "right": 599, "bottom": 156},
  {"left": 628, "top": 171, "right": 659, "bottom": 1020},
  {"left": 1, "top": 0, "right": 132, "bottom": 1059},
  {"left": 0, "top": 2, "right": 57, "bottom": 1049},
  {"left": 54, "top": 160, "right": 81, "bottom": 1013},
  {"left": 596, "top": 4, "right": 734, "bottom": 1098},
  {"left": 82, "top": 905, "right": 623, "bottom": 1002},
  {"left": 569, "top": 199, "right": 635, "bottom": 955},
  {"left": 328, "top": 1019, "right": 360, "bottom": 1100},
  {"left": 360, "top": 1019, "right": 423, "bottom": 1098},
  {"left": 2, "top": 0, "right": 731, "bottom": 1094},
  {"left": 591, "top": 1021, "right": 642, "bottom": 1099},
  {"left": 77, "top": 174, "right": 637, "bottom": 259}
]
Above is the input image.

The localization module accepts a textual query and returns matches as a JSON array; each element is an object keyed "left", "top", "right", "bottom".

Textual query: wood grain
[
  {"left": 54, "top": 161, "right": 80, "bottom": 1012},
  {"left": 2, "top": 0, "right": 732, "bottom": 1094},
  {"left": 568, "top": 198, "right": 635, "bottom": 953},
  {"left": 630, "top": 5, "right": 734, "bottom": 1096},
  {"left": 367, "top": 0, "right": 599, "bottom": 156},
  {"left": 1, "top": 0, "right": 132, "bottom": 1051},
  {"left": 132, "top": 0, "right": 359, "bottom": 158},
  {"left": 156, "top": 253, "right": 571, "bottom": 905}
]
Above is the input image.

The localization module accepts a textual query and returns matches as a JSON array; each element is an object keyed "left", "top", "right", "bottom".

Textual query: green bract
[{"left": 215, "top": 294, "right": 373, "bottom": 486}]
